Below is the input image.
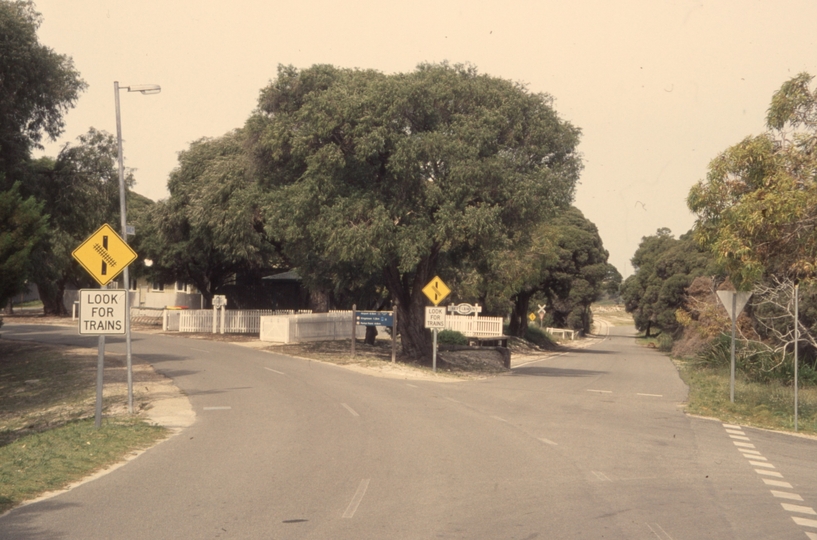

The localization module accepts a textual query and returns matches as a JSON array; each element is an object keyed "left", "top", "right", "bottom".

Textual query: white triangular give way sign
[{"left": 716, "top": 291, "right": 752, "bottom": 321}]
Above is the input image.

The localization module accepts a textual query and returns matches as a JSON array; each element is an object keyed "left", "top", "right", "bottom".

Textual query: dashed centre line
[
  {"left": 342, "top": 479, "right": 370, "bottom": 519},
  {"left": 341, "top": 403, "right": 360, "bottom": 417},
  {"left": 264, "top": 367, "right": 285, "bottom": 375},
  {"left": 586, "top": 389, "right": 612, "bottom": 394},
  {"left": 203, "top": 406, "right": 231, "bottom": 411}
]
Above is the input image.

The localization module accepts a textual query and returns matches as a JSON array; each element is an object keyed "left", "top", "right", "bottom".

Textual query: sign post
[
  {"left": 72, "top": 223, "right": 138, "bottom": 426},
  {"left": 716, "top": 290, "right": 751, "bottom": 403},
  {"left": 422, "top": 276, "right": 451, "bottom": 373}
]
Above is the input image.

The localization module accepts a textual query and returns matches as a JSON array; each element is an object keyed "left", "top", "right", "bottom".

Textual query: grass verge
[
  {"left": 674, "top": 358, "right": 817, "bottom": 435},
  {"left": 0, "top": 417, "right": 165, "bottom": 513},
  {"left": 0, "top": 339, "right": 169, "bottom": 514}
]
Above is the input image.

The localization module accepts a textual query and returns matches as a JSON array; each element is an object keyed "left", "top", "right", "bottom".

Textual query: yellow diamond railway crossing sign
[
  {"left": 72, "top": 223, "right": 138, "bottom": 286},
  {"left": 422, "top": 276, "right": 451, "bottom": 306}
]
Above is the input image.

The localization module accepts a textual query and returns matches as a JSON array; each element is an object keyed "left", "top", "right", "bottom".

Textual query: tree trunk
[
  {"left": 36, "top": 279, "right": 67, "bottom": 316},
  {"left": 308, "top": 288, "right": 331, "bottom": 313},
  {"left": 383, "top": 252, "right": 439, "bottom": 361},
  {"left": 364, "top": 325, "right": 377, "bottom": 345},
  {"left": 509, "top": 291, "right": 532, "bottom": 337}
]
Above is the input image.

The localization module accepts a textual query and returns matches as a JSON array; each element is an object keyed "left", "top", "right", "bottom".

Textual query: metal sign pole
[
  {"left": 351, "top": 304, "right": 356, "bottom": 357},
  {"left": 795, "top": 283, "right": 799, "bottom": 432},
  {"left": 433, "top": 328, "right": 438, "bottom": 373},
  {"left": 392, "top": 302, "right": 397, "bottom": 363},
  {"left": 730, "top": 293, "right": 736, "bottom": 403}
]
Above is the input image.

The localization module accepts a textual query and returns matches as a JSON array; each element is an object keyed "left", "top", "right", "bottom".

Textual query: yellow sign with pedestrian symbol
[
  {"left": 422, "top": 276, "right": 451, "bottom": 306},
  {"left": 72, "top": 223, "right": 138, "bottom": 286}
]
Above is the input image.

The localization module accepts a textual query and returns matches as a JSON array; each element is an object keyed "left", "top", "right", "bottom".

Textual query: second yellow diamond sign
[
  {"left": 72, "top": 223, "right": 138, "bottom": 286},
  {"left": 422, "top": 276, "right": 451, "bottom": 306}
]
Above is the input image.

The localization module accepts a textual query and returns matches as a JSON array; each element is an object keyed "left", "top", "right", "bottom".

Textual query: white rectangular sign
[
  {"left": 78, "top": 289, "right": 127, "bottom": 335},
  {"left": 425, "top": 307, "right": 446, "bottom": 329}
]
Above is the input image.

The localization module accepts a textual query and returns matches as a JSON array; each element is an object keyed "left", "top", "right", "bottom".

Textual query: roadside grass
[
  {"left": 0, "top": 340, "right": 167, "bottom": 514},
  {"left": 674, "top": 358, "right": 817, "bottom": 435},
  {"left": 0, "top": 418, "right": 165, "bottom": 513}
]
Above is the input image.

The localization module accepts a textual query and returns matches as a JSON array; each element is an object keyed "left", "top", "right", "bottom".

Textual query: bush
[
  {"left": 437, "top": 330, "right": 468, "bottom": 346},
  {"left": 657, "top": 333, "right": 673, "bottom": 352},
  {"left": 697, "top": 333, "right": 817, "bottom": 385},
  {"left": 525, "top": 325, "right": 556, "bottom": 348}
]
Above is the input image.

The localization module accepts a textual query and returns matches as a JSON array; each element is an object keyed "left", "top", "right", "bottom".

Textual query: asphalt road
[{"left": 1, "top": 323, "right": 816, "bottom": 539}]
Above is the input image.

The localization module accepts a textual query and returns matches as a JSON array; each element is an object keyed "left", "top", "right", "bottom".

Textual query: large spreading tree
[
  {"left": 246, "top": 63, "right": 582, "bottom": 357},
  {"left": 0, "top": 0, "right": 85, "bottom": 185}
]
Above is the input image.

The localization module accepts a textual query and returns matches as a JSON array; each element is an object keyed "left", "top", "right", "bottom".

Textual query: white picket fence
[
  {"left": 445, "top": 314, "right": 503, "bottom": 338},
  {"left": 260, "top": 312, "right": 365, "bottom": 343},
  {"left": 162, "top": 309, "right": 312, "bottom": 334}
]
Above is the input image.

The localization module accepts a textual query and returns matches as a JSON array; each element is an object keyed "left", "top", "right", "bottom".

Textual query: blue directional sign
[{"left": 355, "top": 311, "right": 394, "bottom": 327}]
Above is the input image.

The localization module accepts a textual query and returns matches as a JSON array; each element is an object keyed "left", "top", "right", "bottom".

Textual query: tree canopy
[
  {"left": 246, "top": 63, "right": 583, "bottom": 357},
  {"left": 688, "top": 72, "right": 817, "bottom": 287},
  {"left": 0, "top": 0, "right": 85, "bottom": 183},
  {"left": 621, "top": 229, "right": 716, "bottom": 337},
  {"left": 0, "top": 180, "right": 47, "bottom": 308},
  {"left": 138, "top": 130, "right": 275, "bottom": 302}
]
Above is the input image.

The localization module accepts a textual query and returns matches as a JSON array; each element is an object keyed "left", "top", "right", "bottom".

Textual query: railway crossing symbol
[{"left": 72, "top": 223, "right": 138, "bottom": 286}]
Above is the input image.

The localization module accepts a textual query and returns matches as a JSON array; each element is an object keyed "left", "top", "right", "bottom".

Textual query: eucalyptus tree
[
  {"left": 138, "top": 130, "right": 276, "bottom": 304},
  {"left": 27, "top": 128, "right": 131, "bottom": 314},
  {"left": 246, "top": 63, "right": 582, "bottom": 358},
  {"left": 688, "top": 72, "right": 817, "bottom": 286},
  {"left": 0, "top": 180, "right": 47, "bottom": 311},
  {"left": 0, "top": 0, "right": 85, "bottom": 185}
]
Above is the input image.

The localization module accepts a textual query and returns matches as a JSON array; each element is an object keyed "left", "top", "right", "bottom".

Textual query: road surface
[{"left": 1, "top": 323, "right": 815, "bottom": 539}]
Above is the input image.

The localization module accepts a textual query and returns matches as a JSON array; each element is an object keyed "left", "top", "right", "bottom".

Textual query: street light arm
[{"left": 124, "top": 84, "right": 161, "bottom": 94}]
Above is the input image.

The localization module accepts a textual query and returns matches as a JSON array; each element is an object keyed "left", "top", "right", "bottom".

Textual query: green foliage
[
  {"left": 437, "top": 329, "right": 468, "bottom": 346},
  {"left": 688, "top": 72, "right": 817, "bottom": 286},
  {"left": 246, "top": 63, "right": 582, "bottom": 357},
  {"left": 0, "top": 0, "right": 85, "bottom": 184},
  {"left": 622, "top": 229, "right": 716, "bottom": 337},
  {"left": 525, "top": 325, "right": 556, "bottom": 348},
  {"left": 0, "top": 181, "right": 47, "bottom": 308},
  {"left": 25, "top": 129, "right": 129, "bottom": 314},
  {"left": 138, "top": 130, "right": 277, "bottom": 302}
]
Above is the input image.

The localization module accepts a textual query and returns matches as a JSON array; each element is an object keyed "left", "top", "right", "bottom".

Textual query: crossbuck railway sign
[{"left": 72, "top": 223, "right": 138, "bottom": 286}]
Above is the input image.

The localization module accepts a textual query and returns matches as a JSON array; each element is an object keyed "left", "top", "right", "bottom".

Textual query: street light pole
[{"left": 115, "top": 81, "right": 160, "bottom": 414}]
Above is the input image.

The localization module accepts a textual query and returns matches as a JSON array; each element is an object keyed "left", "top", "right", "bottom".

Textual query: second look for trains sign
[{"left": 72, "top": 223, "right": 138, "bottom": 286}]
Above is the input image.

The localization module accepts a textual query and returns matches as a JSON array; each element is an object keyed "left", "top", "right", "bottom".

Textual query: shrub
[
  {"left": 437, "top": 330, "right": 468, "bottom": 346},
  {"left": 525, "top": 325, "right": 556, "bottom": 348}
]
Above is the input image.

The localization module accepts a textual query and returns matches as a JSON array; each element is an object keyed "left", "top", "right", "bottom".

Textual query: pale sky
[{"left": 31, "top": 0, "right": 817, "bottom": 277}]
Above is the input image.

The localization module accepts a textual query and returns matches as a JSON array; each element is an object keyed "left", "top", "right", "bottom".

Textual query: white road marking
[
  {"left": 725, "top": 429, "right": 745, "bottom": 435},
  {"left": 782, "top": 503, "right": 817, "bottom": 515},
  {"left": 733, "top": 441, "right": 756, "bottom": 448},
  {"left": 538, "top": 437, "right": 558, "bottom": 446},
  {"left": 190, "top": 347, "right": 209, "bottom": 353},
  {"left": 806, "top": 532, "right": 817, "bottom": 540},
  {"left": 646, "top": 522, "right": 675, "bottom": 539},
  {"left": 763, "top": 479, "right": 793, "bottom": 488},
  {"left": 341, "top": 403, "right": 359, "bottom": 417},
  {"left": 203, "top": 406, "right": 231, "bottom": 410},
  {"left": 750, "top": 460, "right": 775, "bottom": 468},
  {"left": 729, "top": 435, "right": 751, "bottom": 440},
  {"left": 342, "top": 479, "right": 370, "bottom": 518},
  {"left": 592, "top": 471, "right": 612, "bottom": 482},
  {"left": 445, "top": 397, "right": 460, "bottom": 403},
  {"left": 586, "top": 389, "right": 612, "bottom": 394},
  {"left": 756, "top": 469, "right": 784, "bottom": 478},
  {"left": 723, "top": 423, "right": 741, "bottom": 429},
  {"left": 264, "top": 367, "right": 285, "bottom": 375},
  {"left": 739, "top": 448, "right": 761, "bottom": 455},
  {"left": 792, "top": 516, "right": 817, "bottom": 528},
  {"left": 637, "top": 393, "right": 663, "bottom": 397},
  {"left": 772, "top": 491, "right": 804, "bottom": 501},
  {"left": 491, "top": 415, "right": 509, "bottom": 423},
  {"left": 406, "top": 384, "right": 418, "bottom": 388},
  {"left": 747, "top": 455, "right": 768, "bottom": 461}
]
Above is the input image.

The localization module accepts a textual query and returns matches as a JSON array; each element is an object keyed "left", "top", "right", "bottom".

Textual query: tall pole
[
  {"left": 730, "top": 293, "right": 736, "bottom": 403},
  {"left": 114, "top": 81, "right": 134, "bottom": 414},
  {"left": 795, "top": 283, "right": 799, "bottom": 432}
]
